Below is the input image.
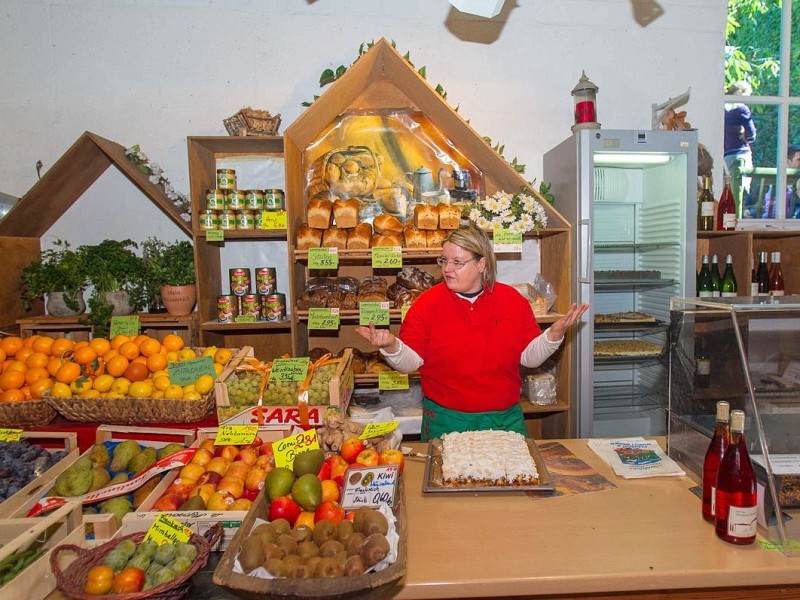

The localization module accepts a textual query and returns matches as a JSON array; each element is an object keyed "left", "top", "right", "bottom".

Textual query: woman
[{"left": 355, "top": 222, "right": 587, "bottom": 440}]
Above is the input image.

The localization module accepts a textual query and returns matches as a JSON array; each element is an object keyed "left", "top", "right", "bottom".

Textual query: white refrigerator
[{"left": 544, "top": 129, "right": 698, "bottom": 438}]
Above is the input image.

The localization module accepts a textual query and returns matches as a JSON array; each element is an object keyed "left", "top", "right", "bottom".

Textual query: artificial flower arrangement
[
  {"left": 125, "top": 145, "right": 192, "bottom": 222},
  {"left": 468, "top": 188, "right": 548, "bottom": 234}
]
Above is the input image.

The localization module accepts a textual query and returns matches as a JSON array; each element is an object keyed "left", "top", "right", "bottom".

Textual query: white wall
[{"left": 0, "top": 0, "right": 725, "bottom": 254}]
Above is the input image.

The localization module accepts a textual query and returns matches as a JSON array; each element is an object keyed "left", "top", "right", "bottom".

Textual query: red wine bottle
[
  {"left": 769, "top": 251, "right": 785, "bottom": 296},
  {"left": 715, "top": 409, "right": 757, "bottom": 545},
  {"left": 702, "top": 401, "right": 730, "bottom": 523},
  {"left": 716, "top": 175, "right": 737, "bottom": 231}
]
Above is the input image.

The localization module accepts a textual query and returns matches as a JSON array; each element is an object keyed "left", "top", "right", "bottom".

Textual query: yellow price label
[
  {"left": 0, "top": 428, "right": 23, "bottom": 442},
  {"left": 274, "top": 430, "right": 320, "bottom": 470},
  {"left": 359, "top": 301, "right": 390, "bottom": 326},
  {"left": 371, "top": 246, "right": 403, "bottom": 268},
  {"left": 261, "top": 210, "right": 287, "bottom": 230},
  {"left": 309, "top": 307, "right": 340, "bottom": 330},
  {"left": 268, "top": 358, "right": 310, "bottom": 382},
  {"left": 215, "top": 424, "right": 258, "bottom": 446},
  {"left": 492, "top": 227, "right": 523, "bottom": 252},
  {"left": 358, "top": 421, "right": 400, "bottom": 439},
  {"left": 206, "top": 229, "right": 224, "bottom": 242},
  {"left": 144, "top": 513, "right": 193, "bottom": 545},
  {"left": 378, "top": 371, "right": 409, "bottom": 390},
  {"left": 308, "top": 247, "right": 339, "bottom": 269},
  {"left": 110, "top": 316, "right": 140, "bottom": 338}
]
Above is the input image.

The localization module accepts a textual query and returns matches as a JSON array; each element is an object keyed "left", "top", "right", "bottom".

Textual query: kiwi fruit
[
  {"left": 270, "top": 518, "right": 291, "bottom": 535},
  {"left": 263, "top": 542, "right": 285, "bottom": 561},
  {"left": 291, "top": 525, "right": 313, "bottom": 543},
  {"left": 360, "top": 533, "right": 390, "bottom": 567},
  {"left": 312, "top": 520, "right": 337, "bottom": 546},
  {"left": 361, "top": 510, "right": 389, "bottom": 536},
  {"left": 264, "top": 557, "right": 286, "bottom": 577},
  {"left": 336, "top": 520, "right": 355, "bottom": 543},
  {"left": 305, "top": 556, "right": 322, "bottom": 574},
  {"left": 345, "top": 532, "right": 366, "bottom": 557},
  {"left": 344, "top": 554, "right": 366, "bottom": 576},
  {"left": 288, "top": 563, "right": 313, "bottom": 579},
  {"left": 238, "top": 536, "right": 266, "bottom": 573},
  {"left": 352, "top": 507, "right": 372, "bottom": 533},
  {"left": 314, "top": 556, "right": 344, "bottom": 578},
  {"left": 319, "top": 539, "right": 344, "bottom": 558},
  {"left": 283, "top": 554, "right": 304, "bottom": 571},
  {"left": 275, "top": 533, "right": 298, "bottom": 555},
  {"left": 252, "top": 522, "right": 278, "bottom": 544},
  {"left": 335, "top": 550, "right": 348, "bottom": 566},
  {"left": 296, "top": 540, "right": 320, "bottom": 560}
]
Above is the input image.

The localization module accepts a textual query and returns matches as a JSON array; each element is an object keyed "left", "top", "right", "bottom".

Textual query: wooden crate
[
  {"left": 215, "top": 348, "right": 353, "bottom": 427},
  {"left": 0, "top": 431, "right": 80, "bottom": 518},
  {"left": 0, "top": 501, "right": 83, "bottom": 600},
  {"left": 119, "top": 427, "right": 288, "bottom": 550}
]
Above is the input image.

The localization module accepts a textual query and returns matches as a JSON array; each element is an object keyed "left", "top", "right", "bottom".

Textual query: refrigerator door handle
[{"left": 578, "top": 219, "right": 592, "bottom": 283}]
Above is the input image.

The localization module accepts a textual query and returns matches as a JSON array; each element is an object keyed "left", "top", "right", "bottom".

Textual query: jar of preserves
[
  {"left": 216, "top": 169, "right": 236, "bottom": 190},
  {"left": 199, "top": 209, "right": 219, "bottom": 230},
  {"left": 236, "top": 210, "right": 255, "bottom": 230},
  {"left": 206, "top": 189, "right": 226, "bottom": 210},
  {"left": 245, "top": 190, "right": 264, "bottom": 211},
  {"left": 225, "top": 189, "right": 246, "bottom": 211},
  {"left": 219, "top": 210, "right": 237, "bottom": 230},
  {"left": 264, "top": 189, "right": 285, "bottom": 211}
]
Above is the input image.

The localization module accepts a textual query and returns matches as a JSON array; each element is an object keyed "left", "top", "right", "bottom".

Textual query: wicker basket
[
  {"left": 223, "top": 108, "right": 281, "bottom": 137},
  {"left": 306, "top": 146, "right": 381, "bottom": 200},
  {"left": 0, "top": 399, "right": 56, "bottom": 428},
  {"left": 50, "top": 523, "right": 223, "bottom": 600},
  {"left": 43, "top": 391, "right": 215, "bottom": 425}
]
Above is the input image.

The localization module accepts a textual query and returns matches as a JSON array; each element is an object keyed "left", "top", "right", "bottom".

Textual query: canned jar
[
  {"left": 255, "top": 267, "right": 277, "bottom": 294},
  {"left": 217, "top": 169, "right": 236, "bottom": 190},
  {"left": 217, "top": 295, "right": 238, "bottom": 323},
  {"left": 206, "top": 189, "right": 226, "bottom": 210},
  {"left": 245, "top": 190, "right": 264, "bottom": 210},
  {"left": 219, "top": 210, "right": 237, "bottom": 230},
  {"left": 229, "top": 267, "right": 251, "bottom": 296},
  {"left": 199, "top": 209, "right": 219, "bottom": 230},
  {"left": 264, "top": 189, "right": 285, "bottom": 211},
  {"left": 240, "top": 294, "right": 260, "bottom": 318},
  {"left": 236, "top": 210, "right": 255, "bottom": 230},
  {"left": 225, "top": 189, "right": 246, "bottom": 211},
  {"left": 261, "top": 292, "right": 286, "bottom": 321}
]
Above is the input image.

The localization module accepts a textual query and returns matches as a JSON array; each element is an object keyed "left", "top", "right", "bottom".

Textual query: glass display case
[{"left": 668, "top": 296, "right": 800, "bottom": 557}]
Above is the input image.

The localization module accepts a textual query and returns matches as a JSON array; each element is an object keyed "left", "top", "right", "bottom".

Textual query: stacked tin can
[{"left": 218, "top": 266, "right": 286, "bottom": 322}]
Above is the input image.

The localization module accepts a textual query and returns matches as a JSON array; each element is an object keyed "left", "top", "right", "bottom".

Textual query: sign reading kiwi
[{"left": 340, "top": 465, "right": 399, "bottom": 510}]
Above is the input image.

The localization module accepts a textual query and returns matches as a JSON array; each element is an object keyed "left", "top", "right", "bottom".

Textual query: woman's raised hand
[
  {"left": 354, "top": 322, "right": 399, "bottom": 352},
  {"left": 546, "top": 303, "right": 589, "bottom": 341}
]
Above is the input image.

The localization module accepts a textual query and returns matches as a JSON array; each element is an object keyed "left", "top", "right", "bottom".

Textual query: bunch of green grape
[
  {"left": 308, "top": 363, "right": 337, "bottom": 406},
  {"left": 225, "top": 371, "right": 263, "bottom": 408}
]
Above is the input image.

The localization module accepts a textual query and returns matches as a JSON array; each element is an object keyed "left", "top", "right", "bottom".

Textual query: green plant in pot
[
  {"left": 142, "top": 237, "right": 197, "bottom": 316},
  {"left": 20, "top": 239, "right": 89, "bottom": 316}
]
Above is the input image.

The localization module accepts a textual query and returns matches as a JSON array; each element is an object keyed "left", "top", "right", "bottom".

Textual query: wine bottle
[
  {"left": 695, "top": 339, "right": 711, "bottom": 389},
  {"left": 769, "top": 251, "right": 785, "bottom": 296},
  {"left": 697, "top": 176, "right": 715, "bottom": 232},
  {"left": 716, "top": 175, "right": 737, "bottom": 231},
  {"left": 710, "top": 255, "right": 722, "bottom": 298},
  {"left": 715, "top": 410, "right": 757, "bottom": 545},
  {"left": 697, "top": 255, "right": 712, "bottom": 298},
  {"left": 702, "top": 401, "right": 730, "bottom": 523},
  {"left": 721, "top": 255, "right": 738, "bottom": 297},
  {"left": 750, "top": 256, "right": 758, "bottom": 297},
  {"left": 756, "top": 251, "right": 770, "bottom": 296}
]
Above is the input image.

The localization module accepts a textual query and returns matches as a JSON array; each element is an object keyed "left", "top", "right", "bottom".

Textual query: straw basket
[
  {"left": 50, "top": 523, "right": 223, "bottom": 600},
  {"left": 0, "top": 399, "right": 56, "bottom": 428},
  {"left": 224, "top": 108, "right": 282, "bottom": 137},
  {"left": 43, "top": 392, "right": 215, "bottom": 425}
]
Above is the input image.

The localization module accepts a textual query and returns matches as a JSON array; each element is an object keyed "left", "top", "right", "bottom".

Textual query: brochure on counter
[{"left": 588, "top": 437, "right": 686, "bottom": 479}]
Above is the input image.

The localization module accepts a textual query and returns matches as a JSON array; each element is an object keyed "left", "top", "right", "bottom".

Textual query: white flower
[
  {"left": 468, "top": 188, "right": 547, "bottom": 234},
  {"left": 495, "top": 194, "right": 512, "bottom": 212}
]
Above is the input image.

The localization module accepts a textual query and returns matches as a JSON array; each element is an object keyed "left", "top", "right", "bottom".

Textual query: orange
[
  {"left": 0, "top": 336, "right": 24, "bottom": 357},
  {"left": 5, "top": 360, "right": 26, "bottom": 373},
  {"left": 133, "top": 334, "right": 150, "bottom": 346},
  {"left": 73, "top": 340, "right": 89, "bottom": 350},
  {"left": 29, "top": 377, "right": 53, "bottom": 399},
  {"left": 47, "top": 356, "right": 64, "bottom": 377},
  {"left": 73, "top": 346, "right": 98, "bottom": 366},
  {"left": 21, "top": 386, "right": 32, "bottom": 400},
  {"left": 25, "top": 351, "right": 50, "bottom": 369},
  {"left": 0, "top": 370, "right": 26, "bottom": 391},
  {"left": 24, "top": 366, "right": 50, "bottom": 386},
  {"left": 110, "top": 334, "right": 131, "bottom": 349},
  {"left": 139, "top": 337, "right": 161, "bottom": 357},
  {"left": 22, "top": 335, "right": 39, "bottom": 348},
  {"left": 51, "top": 382, "right": 72, "bottom": 398},
  {"left": 320, "top": 479, "right": 340, "bottom": 503},
  {"left": 31, "top": 335, "right": 54, "bottom": 356},
  {"left": 50, "top": 337, "right": 75, "bottom": 357},
  {"left": 132, "top": 355, "right": 148, "bottom": 366},
  {"left": 162, "top": 334, "right": 184, "bottom": 352},
  {"left": 0, "top": 389, "right": 25, "bottom": 403},
  {"left": 105, "top": 355, "right": 130, "bottom": 378},
  {"left": 14, "top": 346, "right": 34, "bottom": 363},
  {"left": 146, "top": 353, "right": 167, "bottom": 373},
  {"left": 123, "top": 361, "right": 149, "bottom": 382},
  {"left": 117, "top": 341, "right": 140, "bottom": 361},
  {"left": 55, "top": 362, "right": 81, "bottom": 384},
  {"left": 0, "top": 349, "right": 5, "bottom": 364},
  {"left": 89, "top": 338, "right": 111, "bottom": 357}
]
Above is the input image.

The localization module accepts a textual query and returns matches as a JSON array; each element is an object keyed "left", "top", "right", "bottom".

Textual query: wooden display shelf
[{"left": 198, "top": 228, "right": 286, "bottom": 240}]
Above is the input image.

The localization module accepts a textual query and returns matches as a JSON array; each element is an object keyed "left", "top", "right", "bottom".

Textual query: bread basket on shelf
[
  {"left": 306, "top": 146, "right": 381, "bottom": 200},
  {"left": 0, "top": 399, "right": 56, "bottom": 428}
]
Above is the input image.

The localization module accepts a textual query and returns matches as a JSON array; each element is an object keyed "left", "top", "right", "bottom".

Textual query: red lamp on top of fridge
[{"left": 571, "top": 71, "right": 601, "bottom": 132}]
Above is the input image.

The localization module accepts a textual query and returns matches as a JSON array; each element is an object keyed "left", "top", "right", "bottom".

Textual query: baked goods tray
[
  {"left": 594, "top": 320, "right": 666, "bottom": 332},
  {"left": 422, "top": 437, "right": 555, "bottom": 494}
]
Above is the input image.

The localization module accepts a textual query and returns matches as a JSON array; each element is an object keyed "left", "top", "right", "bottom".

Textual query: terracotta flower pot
[
  {"left": 46, "top": 291, "right": 86, "bottom": 316},
  {"left": 160, "top": 284, "right": 197, "bottom": 316}
]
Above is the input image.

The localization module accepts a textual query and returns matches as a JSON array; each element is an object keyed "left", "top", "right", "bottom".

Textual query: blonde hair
[{"left": 444, "top": 222, "right": 497, "bottom": 289}]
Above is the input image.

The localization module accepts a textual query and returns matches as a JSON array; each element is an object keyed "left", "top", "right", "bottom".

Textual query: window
[{"left": 725, "top": 0, "right": 800, "bottom": 222}]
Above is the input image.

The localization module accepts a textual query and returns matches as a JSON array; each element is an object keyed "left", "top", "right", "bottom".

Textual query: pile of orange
[{"left": 0, "top": 333, "right": 231, "bottom": 403}]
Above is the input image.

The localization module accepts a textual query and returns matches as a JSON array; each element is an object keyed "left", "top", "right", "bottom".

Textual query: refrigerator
[{"left": 544, "top": 129, "right": 698, "bottom": 438}]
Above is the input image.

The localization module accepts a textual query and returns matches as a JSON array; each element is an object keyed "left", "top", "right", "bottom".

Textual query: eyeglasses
[{"left": 436, "top": 257, "right": 477, "bottom": 270}]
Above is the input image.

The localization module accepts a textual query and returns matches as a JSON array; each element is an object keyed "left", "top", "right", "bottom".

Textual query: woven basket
[
  {"left": 50, "top": 523, "right": 223, "bottom": 600},
  {"left": 223, "top": 107, "right": 281, "bottom": 137},
  {"left": 43, "top": 391, "right": 215, "bottom": 425},
  {"left": 0, "top": 399, "right": 56, "bottom": 428},
  {"left": 306, "top": 146, "right": 380, "bottom": 200}
]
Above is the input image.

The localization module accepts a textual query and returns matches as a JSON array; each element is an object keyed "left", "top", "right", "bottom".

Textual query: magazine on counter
[{"left": 588, "top": 437, "right": 686, "bottom": 479}]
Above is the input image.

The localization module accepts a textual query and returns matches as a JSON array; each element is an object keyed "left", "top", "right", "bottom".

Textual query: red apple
[
  {"left": 153, "top": 492, "right": 184, "bottom": 512},
  {"left": 269, "top": 495, "right": 302, "bottom": 525},
  {"left": 314, "top": 500, "right": 346, "bottom": 524},
  {"left": 241, "top": 488, "right": 259, "bottom": 501},
  {"left": 197, "top": 470, "right": 223, "bottom": 488},
  {"left": 244, "top": 466, "right": 268, "bottom": 492},
  {"left": 340, "top": 437, "right": 366, "bottom": 463},
  {"left": 249, "top": 437, "right": 264, "bottom": 450},
  {"left": 259, "top": 442, "right": 275, "bottom": 457},
  {"left": 356, "top": 448, "right": 379, "bottom": 467},
  {"left": 378, "top": 449, "right": 405, "bottom": 473},
  {"left": 317, "top": 460, "right": 332, "bottom": 481},
  {"left": 330, "top": 458, "right": 350, "bottom": 487}
]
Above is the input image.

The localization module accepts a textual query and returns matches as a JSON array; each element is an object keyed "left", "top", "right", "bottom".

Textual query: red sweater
[{"left": 399, "top": 282, "right": 541, "bottom": 413}]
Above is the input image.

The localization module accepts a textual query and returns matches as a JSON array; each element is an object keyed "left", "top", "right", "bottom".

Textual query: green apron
[{"left": 421, "top": 397, "right": 527, "bottom": 441}]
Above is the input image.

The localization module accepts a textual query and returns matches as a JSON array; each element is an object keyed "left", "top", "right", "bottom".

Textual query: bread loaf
[
  {"left": 413, "top": 204, "right": 438, "bottom": 230},
  {"left": 402, "top": 223, "right": 427, "bottom": 248},
  {"left": 307, "top": 198, "right": 333, "bottom": 229},
  {"left": 371, "top": 233, "right": 402, "bottom": 247},
  {"left": 426, "top": 228, "right": 448, "bottom": 247},
  {"left": 296, "top": 223, "right": 323, "bottom": 249},
  {"left": 373, "top": 213, "right": 403, "bottom": 235},
  {"left": 321, "top": 226, "right": 348, "bottom": 249},
  {"left": 346, "top": 222, "right": 372, "bottom": 249},
  {"left": 437, "top": 203, "right": 461, "bottom": 230},
  {"left": 396, "top": 266, "right": 435, "bottom": 291},
  {"left": 333, "top": 198, "right": 359, "bottom": 229}
]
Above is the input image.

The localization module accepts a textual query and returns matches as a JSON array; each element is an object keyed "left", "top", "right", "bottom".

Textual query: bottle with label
[
  {"left": 756, "top": 251, "right": 770, "bottom": 296},
  {"left": 715, "top": 409, "right": 757, "bottom": 545},
  {"left": 769, "top": 251, "right": 785, "bottom": 296},
  {"left": 750, "top": 256, "right": 758, "bottom": 297},
  {"left": 697, "top": 176, "right": 715, "bottom": 232},
  {"left": 702, "top": 401, "right": 730, "bottom": 523},
  {"left": 716, "top": 174, "right": 737, "bottom": 231},
  {"left": 695, "top": 339, "right": 711, "bottom": 389},
  {"left": 710, "top": 255, "right": 722, "bottom": 297},
  {"left": 721, "top": 255, "right": 738, "bottom": 297},
  {"left": 697, "top": 255, "right": 712, "bottom": 298}
]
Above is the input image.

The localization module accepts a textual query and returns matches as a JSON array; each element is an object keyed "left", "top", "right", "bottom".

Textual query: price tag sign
[
  {"left": 144, "top": 513, "right": 193, "bottom": 545},
  {"left": 274, "top": 430, "right": 320, "bottom": 470},
  {"left": 308, "top": 247, "right": 339, "bottom": 269},
  {"left": 110, "top": 315, "right": 140, "bottom": 338},
  {"left": 206, "top": 229, "right": 224, "bottom": 242},
  {"left": 309, "top": 307, "right": 340, "bottom": 330},
  {"left": 168, "top": 356, "right": 216, "bottom": 386},
  {"left": 358, "top": 421, "right": 399, "bottom": 439},
  {"left": 492, "top": 227, "right": 523, "bottom": 253},
  {"left": 235, "top": 314, "right": 257, "bottom": 323},
  {"left": 261, "top": 211, "right": 287, "bottom": 230},
  {"left": 0, "top": 428, "right": 23, "bottom": 442},
  {"left": 378, "top": 372, "right": 409, "bottom": 390},
  {"left": 371, "top": 246, "right": 403, "bottom": 269},
  {"left": 269, "top": 357, "right": 310, "bottom": 382},
  {"left": 340, "top": 465, "right": 399, "bottom": 510},
  {"left": 359, "top": 301, "right": 390, "bottom": 326},
  {"left": 401, "top": 304, "right": 410, "bottom": 322},
  {"left": 215, "top": 424, "right": 258, "bottom": 446}
]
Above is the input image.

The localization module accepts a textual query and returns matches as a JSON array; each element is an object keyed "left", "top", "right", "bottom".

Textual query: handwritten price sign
[
  {"left": 308, "top": 308, "right": 340, "bottom": 330},
  {"left": 206, "top": 229, "right": 224, "bottom": 242},
  {"left": 269, "top": 357, "right": 310, "bottom": 382},
  {"left": 372, "top": 246, "right": 403, "bottom": 269},
  {"left": 378, "top": 371, "right": 409, "bottom": 390},
  {"left": 110, "top": 316, "right": 140, "bottom": 338},
  {"left": 308, "top": 247, "right": 339, "bottom": 270},
  {"left": 359, "top": 301, "right": 390, "bottom": 326},
  {"left": 0, "top": 429, "right": 22, "bottom": 442},
  {"left": 492, "top": 227, "right": 523, "bottom": 253},
  {"left": 215, "top": 424, "right": 258, "bottom": 446},
  {"left": 144, "top": 513, "right": 192, "bottom": 546},
  {"left": 261, "top": 210, "right": 287, "bottom": 230},
  {"left": 274, "top": 430, "right": 320, "bottom": 469},
  {"left": 168, "top": 356, "right": 216, "bottom": 386}
]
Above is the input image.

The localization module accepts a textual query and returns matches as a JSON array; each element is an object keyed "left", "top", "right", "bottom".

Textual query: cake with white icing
[{"left": 440, "top": 430, "right": 539, "bottom": 485}]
